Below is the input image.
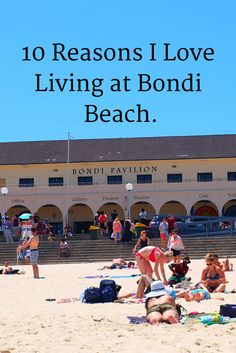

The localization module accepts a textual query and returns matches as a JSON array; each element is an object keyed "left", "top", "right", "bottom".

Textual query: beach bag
[
  {"left": 99, "top": 279, "right": 118, "bottom": 302},
  {"left": 83, "top": 286, "right": 102, "bottom": 303},
  {"left": 220, "top": 304, "right": 236, "bottom": 318}
]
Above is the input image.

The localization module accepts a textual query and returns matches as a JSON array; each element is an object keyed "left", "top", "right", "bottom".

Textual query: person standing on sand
[{"left": 20, "top": 227, "right": 40, "bottom": 278}]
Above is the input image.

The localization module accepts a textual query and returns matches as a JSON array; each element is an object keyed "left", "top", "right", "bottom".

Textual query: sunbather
[{"left": 145, "top": 281, "right": 180, "bottom": 325}]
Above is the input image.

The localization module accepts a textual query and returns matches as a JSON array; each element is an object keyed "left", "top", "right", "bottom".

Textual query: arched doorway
[
  {"left": 222, "top": 200, "right": 236, "bottom": 216},
  {"left": 191, "top": 200, "right": 219, "bottom": 216},
  {"left": 131, "top": 202, "right": 156, "bottom": 223},
  {"left": 7, "top": 205, "right": 31, "bottom": 219},
  {"left": 99, "top": 203, "right": 125, "bottom": 221},
  {"left": 37, "top": 204, "right": 63, "bottom": 234},
  {"left": 69, "top": 203, "right": 94, "bottom": 234},
  {"left": 159, "top": 201, "right": 187, "bottom": 216}
]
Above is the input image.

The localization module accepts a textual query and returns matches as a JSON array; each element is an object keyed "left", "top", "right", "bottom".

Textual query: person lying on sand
[
  {"left": 145, "top": 281, "right": 180, "bottom": 325},
  {"left": 100, "top": 258, "right": 134, "bottom": 270}
]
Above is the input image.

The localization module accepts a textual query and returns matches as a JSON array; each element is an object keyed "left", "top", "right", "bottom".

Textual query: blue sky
[{"left": 1, "top": 0, "right": 235, "bottom": 142}]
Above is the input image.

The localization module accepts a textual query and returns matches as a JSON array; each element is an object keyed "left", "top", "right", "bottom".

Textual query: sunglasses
[{"left": 206, "top": 262, "right": 213, "bottom": 266}]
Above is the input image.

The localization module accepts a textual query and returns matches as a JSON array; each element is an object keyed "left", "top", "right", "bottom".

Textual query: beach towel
[{"left": 127, "top": 316, "right": 147, "bottom": 324}]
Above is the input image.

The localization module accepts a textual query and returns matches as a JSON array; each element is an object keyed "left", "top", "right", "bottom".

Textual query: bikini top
[
  {"left": 140, "top": 238, "right": 148, "bottom": 248},
  {"left": 149, "top": 247, "right": 164, "bottom": 262},
  {"left": 205, "top": 273, "right": 220, "bottom": 280}
]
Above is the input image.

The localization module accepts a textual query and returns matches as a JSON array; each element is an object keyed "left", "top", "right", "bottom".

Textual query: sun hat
[{"left": 145, "top": 280, "right": 173, "bottom": 298}]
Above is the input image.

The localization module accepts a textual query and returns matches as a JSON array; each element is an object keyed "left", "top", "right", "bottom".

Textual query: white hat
[{"left": 145, "top": 280, "right": 173, "bottom": 298}]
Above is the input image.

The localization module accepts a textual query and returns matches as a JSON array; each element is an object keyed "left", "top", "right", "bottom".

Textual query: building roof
[{"left": 0, "top": 134, "right": 236, "bottom": 165}]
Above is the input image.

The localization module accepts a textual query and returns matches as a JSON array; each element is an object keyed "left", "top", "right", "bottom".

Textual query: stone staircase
[{"left": 0, "top": 233, "right": 236, "bottom": 265}]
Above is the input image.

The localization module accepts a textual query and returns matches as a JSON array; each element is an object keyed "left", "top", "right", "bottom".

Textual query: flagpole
[{"left": 65, "top": 132, "right": 70, "bottom": 226}]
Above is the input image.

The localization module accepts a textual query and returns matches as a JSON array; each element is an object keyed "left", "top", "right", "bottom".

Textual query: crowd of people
[
  {"left": 0, "top": 212, "right": 54, "bottom": 243},
  {"left": 94, "top": 209, "right": 136, "bottom": 242},
  {"left": 1, "top": 209, "right": 234, "bottom": 325}
]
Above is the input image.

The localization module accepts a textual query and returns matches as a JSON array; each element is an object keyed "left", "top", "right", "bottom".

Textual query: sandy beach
[{"left": 0, "top": 258, "right": 236, "bottom": 353}]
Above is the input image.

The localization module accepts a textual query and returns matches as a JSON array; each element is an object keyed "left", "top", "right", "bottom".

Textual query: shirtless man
[{"left": 21, "top": 227, "right": 40, "bottom": 278}]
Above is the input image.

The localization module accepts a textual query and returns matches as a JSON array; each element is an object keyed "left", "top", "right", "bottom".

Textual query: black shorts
[{"left": 171, "top": 248, "right": 181, "bottom": 257}]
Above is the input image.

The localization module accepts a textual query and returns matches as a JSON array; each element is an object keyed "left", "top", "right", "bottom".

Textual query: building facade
[{"left": 0, "top": 135, "right": 236, "bottom": 233}]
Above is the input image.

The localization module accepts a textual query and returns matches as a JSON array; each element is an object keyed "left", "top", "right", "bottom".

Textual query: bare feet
[{"left": 168, "top": 315, "right": 179, "bottom": 324}]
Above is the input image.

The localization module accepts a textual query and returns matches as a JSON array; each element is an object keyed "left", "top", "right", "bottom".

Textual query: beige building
[{"left": 0, "top": 135, "right": 236, "bottom": 233}]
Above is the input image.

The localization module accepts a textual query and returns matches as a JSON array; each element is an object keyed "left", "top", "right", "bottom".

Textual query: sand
[{"left": 0, "top": 259, "right": 236, "bottom": 353}]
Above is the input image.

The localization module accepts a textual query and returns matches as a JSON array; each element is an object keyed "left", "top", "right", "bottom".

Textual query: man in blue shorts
[{"left": 20, "top": 227, "right": 40, "bottom": 278}]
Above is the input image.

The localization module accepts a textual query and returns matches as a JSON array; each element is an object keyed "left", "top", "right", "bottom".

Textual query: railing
[{"left": 149, "top": 215, "right": 236, "bottom": 238}]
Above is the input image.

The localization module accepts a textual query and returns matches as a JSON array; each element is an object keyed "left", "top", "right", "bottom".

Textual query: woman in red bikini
[{"left": 135, "top": 246, "right": 173, "bottom": 285}]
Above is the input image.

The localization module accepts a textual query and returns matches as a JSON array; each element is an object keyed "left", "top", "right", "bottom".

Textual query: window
[
  {"left": 107, "top": 175, "right": 122, "bottom": 184},
  {"left": 197, "top": 172, "right": 212, "bottom": 182},
  {"left": 48, "top": 177, "right": 64, "bottom": 186},
  {"left": 19, "top": 178, "right": 34, "bottom": 187},
  {"left": 137, "top": 174, "right": 152, "bottom": 184},
  {"left": 78, "top": 176, "right": 93, "bottom": 185},
  {"left": 167, "top": 173, "right": 182, "bottom": 183},
  {"left": 228, "top": 172, "right": 236, "bottom": 181}
]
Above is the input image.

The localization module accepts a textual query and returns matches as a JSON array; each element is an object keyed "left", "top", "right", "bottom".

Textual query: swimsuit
[
  {"left": 190, "top": 289, "right": 210, "bottom": 299},
  {"left": 146, "top": 303, "right": 180, "bottom": 317},
  {"left": 30, "top": 249, "right": 39, "bottom": 265},
  {"left": 140, "top": 238, "right": 148, "bottom": 248},
  {"left": 136, "top": 247, "right": 163, "bottom": 262}
]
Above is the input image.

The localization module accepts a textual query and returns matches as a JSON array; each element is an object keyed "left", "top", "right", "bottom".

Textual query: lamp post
[
  {"left": 125, "top": 183, "right": 133, "bottom": 220},
  {"left": 1, "top": 186, "right": 9, "bottom": 222}
]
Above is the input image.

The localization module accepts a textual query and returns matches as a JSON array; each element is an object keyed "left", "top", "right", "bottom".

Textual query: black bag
[
  {"left": 220, "top": 304, "right": 236, "bottom": 318},
  {"left": 99, "top": 279, "right": 119, "bottom": 303},
  {"left": 83, "top": 286, "right": 102, "bottom": 303}
]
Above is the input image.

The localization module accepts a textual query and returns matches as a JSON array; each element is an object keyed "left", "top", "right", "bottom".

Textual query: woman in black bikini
[
  {"left": 201, "top": 253, "right": 226, "bottom": 293},
  {"left": 132, "top": 230, "right": 151, "bottom": 254}
]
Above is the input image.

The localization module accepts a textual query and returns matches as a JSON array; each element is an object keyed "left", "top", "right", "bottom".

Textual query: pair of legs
[
  {"left": 146, "top": 295, "right": 179, "bottom": 325},
  {"left": 136, "top": 274, "right": 153, "bottom": 298},
  {"left": 32, "top": 264, "right": 39, "bottom": 278},
  {"left": 30, "top": 250, "right": 39, "bottom": 278},
  {"left": 135, "top": 255, "right": 153, "bottom": 278},
  {"left": 185, "top": 289, "right": 210, "bottom": 301},
  {"left": 171, "top": 249, "right": 181, "bottom": 263},
  {"left": 114, "top": 231, "right": 122, "bottom": 242},
  {"left": 160, "top": 234, "right": 167, "bottom": 250},
  {"left": 207, "top": 284, "right": 226, "bottom": 293},
  {"left": 222, "top": 259, "right": 233, "bottom": 272}
]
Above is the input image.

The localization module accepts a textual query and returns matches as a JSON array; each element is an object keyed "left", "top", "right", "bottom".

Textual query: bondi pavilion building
[{"left": 0, "top": 134, "right": 236, "bottom": 234}]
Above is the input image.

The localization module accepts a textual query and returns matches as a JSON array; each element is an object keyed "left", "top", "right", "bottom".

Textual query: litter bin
[{"left": 89, "top": 226, "right": 99, "bottom": 240}]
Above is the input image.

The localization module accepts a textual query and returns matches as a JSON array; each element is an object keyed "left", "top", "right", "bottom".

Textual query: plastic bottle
[{"left": 200, "top": 313, "right": 221, "bottom": 324}]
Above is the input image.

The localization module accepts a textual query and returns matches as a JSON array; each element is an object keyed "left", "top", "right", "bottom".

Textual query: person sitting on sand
[
  {"left": 201, "top": 253, "right": 227, "bottom": 293},
  {"left": 135, "top": 246, "right": 173, "bottom": 285},
  {"left": 58, "top": 239, "right": 71, "bottom": 257},
  {"left": 0, "top": 261, "right": 20, "bottom": 275},
  {"left": 221, "top": 257, "right": 233, "bottom": 272},
  {"left": 168, "top": 256, "right": 191, "bottom": 286},
  {"left": 100, "top": 258, "right": 128, "bottom": 270},
  {"left": 212, "top": 253, "right": 233, "bottom": 272},
  {"left": 145, "top": 280, "right": 180, "bottom": 325}
]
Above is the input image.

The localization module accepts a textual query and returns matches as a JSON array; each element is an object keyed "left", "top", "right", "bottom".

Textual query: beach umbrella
[{"left": 19, "top": 213, "right": 32, "bottom": 220}]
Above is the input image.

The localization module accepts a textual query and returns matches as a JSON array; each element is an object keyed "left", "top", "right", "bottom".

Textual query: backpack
[
  {"left": 99, "top": 279, "right": 120, "bottom": 303},
  {"left": 83, "top": 286, "right": 102, "bottom": 303},
  {"left": 220, "top": 304, "right": 236, "bottom": 318}
]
